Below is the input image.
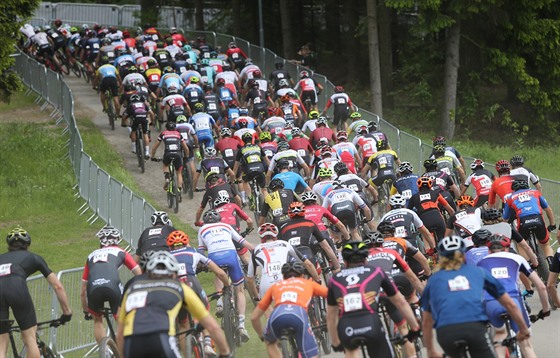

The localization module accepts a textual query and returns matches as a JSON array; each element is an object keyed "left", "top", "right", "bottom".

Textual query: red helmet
[
  {"left": 258, "top": 223, "right": 279, "bottom": 242},
  {"left": 288, "top": 202, "right": 306, "bottom": 218},
  {"left": 253, "top": 70, "right": 262, "bottom": 78},
  {"left": 495, "top": 160, "right": 511, "bottom": 173},
  {"left": 216, "top": 78, "right": 226, "bottom": 86},
  {"left": 320, "top": 146, "right": 333, "bottom": 157},
  {"left": 335, "top": 86, "right": 344, "bottom": 93},
  {"left": 54, "top": 19, "right": 62, "bottom": 28},
  {"left": 238, "top": 117, "right": 249, "bottom": 128},
  {"left": 487, "top": 234, "right": 511, "bottom": 249},
  {"left": 166, "top": 230, "right": 189, "bottom": 248}
]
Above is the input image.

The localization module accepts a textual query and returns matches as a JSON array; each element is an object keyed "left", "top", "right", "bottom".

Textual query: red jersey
[
  {"left": 304, "top": 204, "right": 339, "bottom": 231},
  {"left": 356, "top": 136, "right": 377, "bottom": 160},
  {"left": 123, "top": 38, "right": 136, "bottom": 50},
  {"left": 171, "top": 33, "right": 187, "bottom": 46},
  {"left": 309, "top": 127, "right": 336, "bottom": 147},
  {"left": 289, "top": 137, "right": 313, "bottom": 155},
  {"left": 214, "top": 202, "right": 249, "bottom": 231},
  {"left": 225, "top": 48, "right": 248, "bottom": 61},
  {"left": 488, "top": 175, "right": 516, "bottom": 206},
  {"left": 260, "top": 141, "right": 278, "bottom": 159}
]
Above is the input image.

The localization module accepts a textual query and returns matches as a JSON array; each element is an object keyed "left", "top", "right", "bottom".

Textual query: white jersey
[
  {"left": 20, "top": 24, "right": 35, "bottom": 39},
  {"left": 276, "top": 88, "right": 297, "bottom": 98},
  {"left": 240, "top": 64, "right": 261, "bottom": 83},
  {"left": 107, "top": 31, "right": 123, "bottom": 41},
  {"left": 165, "top": 44, "right": 182, "bottom": 59},
  {"left": 312, "top": 180, "right": 334, "bottom": 199},
  {"left": 176, "top": 122, "right": 196, "bottom": 143},
  {"left": 215, "top": 71, "right": 238, "bottom": 85},
  {"left": 269, "top": 149, "right": 307, "bottom": 172},
  {"left": 161, "top": 94, "right": 187, "bottom": 108},
  {"left": 322, "top": 187, "right": 365, "bottom": 209},
  {"left": 122, "top": 73, "right": 147, "bottom": 87},
  {"left": 302, "top": 119, "right": 318, "bottom": 134},
  {"left": 510, "top": 167, "right": 539, "bottom": 185},
  {"left": 233, "top": 128, "right": 256, "bottom": 140},
  {"left": 197, "top": 223, "right": 244, "bottom": 254},
  {"left": 380, "top": 208, "right": 425, "bottom": 238},
  {"left": 248, "top": 240, "right": 299, "bottom": 297},
  {"left": 32, "top": 32, "right": 50, "bottom": 46}
]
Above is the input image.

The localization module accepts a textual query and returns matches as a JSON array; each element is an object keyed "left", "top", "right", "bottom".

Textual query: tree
[
  {"left": 279, "top": 0, "right": 294, "bottom": 58},
  {"left": 0, "top": 0, "right": 40, "bottom": 103},
  {"left": 140, "top": 0, "right": 159, "bottom": 27},
  {"left": 366, "top": 0, "right": 383, "bottom": 116}
]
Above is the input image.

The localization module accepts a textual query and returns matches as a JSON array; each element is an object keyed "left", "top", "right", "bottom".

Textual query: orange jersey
[
  {"left": 488, "top": 175, "right": 515, "bottom": 206},
  {"left": 257, "top": 277, "right": 327, "bottom": 311}
]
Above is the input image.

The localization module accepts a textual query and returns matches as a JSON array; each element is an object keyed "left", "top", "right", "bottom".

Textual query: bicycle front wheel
[
  {"left": 136, "top": 132, "right": 145, "bottom": 173},
  {"left": 98, "top": 337, "right": 120, "bottom": 358},
  {"left": 185, "top": 334, "right": 203, "bottom": 358},
  {"left": 221, "top": 292, "right": 237, "bottom": 354},
  {"left": 107, "top": 96, "right": 116, "bottom": 130},
  {"left": 172, "top": 170, "right": 180, "bottom": 213}
]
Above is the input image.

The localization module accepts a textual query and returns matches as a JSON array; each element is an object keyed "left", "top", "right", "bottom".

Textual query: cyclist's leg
[
  {"left": 174, "top": 156, "right": 184, "bottom": 189},
  {"left": 162, "top": 154, "right": 172, "bottom": 189}
]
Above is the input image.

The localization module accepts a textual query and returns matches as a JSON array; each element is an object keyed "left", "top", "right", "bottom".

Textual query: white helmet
[
  {"left": 146, "top": 251, "right": 180, "bottom": 276},
  {"left": 389, "top": 194, "right": 406, "bottom": 207}
]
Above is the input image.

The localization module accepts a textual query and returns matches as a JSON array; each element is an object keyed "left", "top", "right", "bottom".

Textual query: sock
[
  {"left": 145, "top": 146, "right": 150, "bottom": 155},
  {"left": 240, "top": 191, "right": 247, "bottom": 202},
  {"left": 238, "top": 315, "right": 245, "bottom": 328},
  {"left": 204, "top": 336, "right": 212, "bottom": 346},
  {"left": 131, "top": 143, "right": 136, "bottom": 152},
  {"left": 127, "top": 127, "right": 132, "bottom": 134}
]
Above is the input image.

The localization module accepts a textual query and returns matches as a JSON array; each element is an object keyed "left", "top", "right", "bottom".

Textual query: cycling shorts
[
  {"left": 518, "top": 214, "right": 549, "bottom": 244},
  {"left": 263, "top": 304, "right": 318, "bottom": 358},
  {"left": 331, "top": 203, "right": 358, "bottom": 229},
  {"left": 87, "top": 51, "right": 99, "bottom": 63},
  {"left": 436, "top": 322, "right": 496, "bottom": 358},
  {"left": 294, "top": 245, "right": 316, "bottom": 267},
  {"left": 300, "top": 90, "right": 318, "bottom": 106},
  {"left": 474, "top": 194, "right": 489, "bottom": 208},
  {"left": 124, "top": 332, "right": 181, "bottom": 358},
  {"left": 198, "top": 135, "right": 215, "bottom": 150},
  {"left": 131, "top": 115, "right": 148, "bottom": 134},
  {"left": 419, "top": 210, "right": 446, "bottom": 242},
  {"left": 337, "top": 311, "right": 393, "bottom": 357},
  {"left": 393, "top": 273, "right": 414, "bottom": 299},
  {"left": 370, "top": 173, "right": 397, "bottom": 188},
  {"left": 87, "top": 286, "right": 121, "bottom": 318},
  {"left": 208, "top": 250, "right": 245, "bottom": 286},
  {"left": 332, "top": 108, "right": 350, "bottom": 126},
  {"left": 163, "top": 152, "right": 183, "bottom": 171},
  {"left": 484, "top": 295, "right": 529, "bottom": 332},
  {"left": 100, "top": 76, "right": 119, "bottom": 97},
  {"left": 242, "top": 169, "right": 266, "bottom": 188},
  {"left": 37, "top": 44, "right": 54, "bottom": 58},
  {"left": 0, "top": 276, "right": 36, "bottom": 333},
  {"left": 378, "top": 295, "right": 405, "bottom": 327}
]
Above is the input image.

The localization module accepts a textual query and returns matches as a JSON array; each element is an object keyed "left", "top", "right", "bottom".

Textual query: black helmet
[
  {"left": 423, "top": 158, "right": 438, "bottom": 169},
  {"left": 202, "top": 210, "right": 221, "bottom": 223},
  {"left": 510, "top": 155, "right": 524, "bottom": 166},
  {"left": 268, "top": 178, "right": 285, "bottom": 191},
  {"left": 166, "top": 122, "right": 176, "bottom": 131},
  {"left": 334, "top": 161, "right": 349, "bottom": 175},
  {"left": 511, "top": 179, "right": 529, "bottom": 191},
  {"left": 341, "top": 241, "right": 369, "bottom": 263},
  {"left": 367, "top": 121, "right": 378, "bottom": 131},
  {"left": 471, "top": 229, "right": 492, "bottom": 247},
  {"left": 241, "top": 131, "right": 254, "bottom": 143},
  {"left": 6, "top": 227, "right": 31, "bottom": 246},
  {"left": 376, "top": 139, "right": 388, "bottom": 151},
  {"left": 482, "top": 208, "right": 502, "bottom": 222},
  {"left": 277, "top": 159, "right": 290, "bottom": 170},
  {"left": 363, "top": 231, "right": 385, "bottom": 248},
  {"left": 437, "top": 235, "right": 466, "bottom": 258},
  {"left": 275, "top": 60, "right": 284, "bottom": 69},
  {"left": 281, "top": 261, "right": 305, "bottom": 277},
  {"left": 377, "top": 221, "right": 395, "bottom": 235}
]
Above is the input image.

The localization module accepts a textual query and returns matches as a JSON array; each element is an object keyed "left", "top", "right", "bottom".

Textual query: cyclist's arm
[
  {"left": 437, "top": 194, "right": 454, "bottom": 215},
  {"left": 80, "top": 280, "right": 88, "bottom": 312},
  {"left": 421, "top": 311, "right": 442, "bottom": 358},
  {"left": 149, "top": 139, "right": 161, "bottom": 158},
  {"left": 318, "top": 237, "right": 341, "bottom": 272},
  {"left": 46, "top": 272, "right": 72, "bottom": 315},
  {"left": 384, "top": 276, "right": 420, "bottom": 332},
  {"left": 412, "top": 250, "right": 431, "bottom": 276}
]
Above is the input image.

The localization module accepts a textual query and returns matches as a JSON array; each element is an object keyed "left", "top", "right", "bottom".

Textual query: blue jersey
[
  {"left": 217, "top": 86, "right": 234, "bottom": 104},
  {"left": 159, "top": 73, "right": 184, "bottom": 90},
  {"left": 113, "top": 54, "right": 134, "bottom": 68},
  {"left": 477, "top": 252, "right": 532, "bottom": 298},
  {"left": 190, "top": 112, "right": 215, "bottom": 139},
  {"left": 272, "top": 171, "right": 308, "bottom": 192},
  {"left": 465, "top": 247, "right": 489, "bottom": 266},
  {"left": 170, "top": 246, "right": 211, "bottom": 277},
  {"left": 97, "top": 64, "right": 117, "bottom": 78},
  {"left": 394, "top": 174, "right": 419, "bottom": 205},
  {"left": 420, "top": 264, "right": 505, "bottom": 328},
  {"left": 503, "top": 188, "right": 548, "bottom": 219}
]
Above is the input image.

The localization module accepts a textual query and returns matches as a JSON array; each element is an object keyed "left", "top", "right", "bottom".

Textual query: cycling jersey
[
  {"left": 260, "top": 141, "right": 278, "bottom": 161},
  {"left": 278, "top": 217, "right": 324, "bottom": 248},
  {"left": 189, "top": 112, "right": 215, "bottom": 141},
  {"left": 382, "top": 236, "right": 419, "bottom": 260},
  {"left": 488, "top": 175, "right": 518, "bottom": 206},
  {"left": 197, "top": 223, "right": 244, "bottom": 254},
  {"left": 269, "top": 69, "right": 291, "bottom": 89},
  {"left": 304, "top": 204, "right": 340, "bottom": 231},
  {"left": 269, "top": 149, "right": 307, "bottom": 173},
  {"left": 446, "top": 207, "right": 483, "bottom": 239},
  {"left": 136, "top": 225, "right": 177, "bottom": 256},
  {"left": 197, "top": 157, "right": 230, "bottom": 182},
  {"left": 97, "top": 64, "right": 118, "bottom": 79},
  {"left": 324, "top": 93, "right": 352, "bottom": 120},
  {"left": 380, "top": 208, "right": 425, "bottom": 240},
  {"left": 504, "top": 188, "right": 548, "bottom": 219},
  {"left": 465, "top": 247, "right": 489, "bottom": 266},
  {"left": 408, "top": 189, "right": 448, "bottom": 216},
  {"left": 367, "top": 149, "right": 398, "bottom": 176},
  {"left": 214, "top": 202, "right": 250, "bottom": 231},
  {"left": 215, "top": 137, "right": 240, "bottom": 168},
  {"left": 309, "top": 127, "right": 336, "bottom": 147},
  {"left": 312, "top": 179, "right": 334, "bottom": 199},
  {"left": 289, "top": 137, "right": 313, "bottom": 161},
  {"left": 322, "top": 187, "right": 366, "bottom": 230},
  {"left": 464, "top": 169, "right": 495, "bottom": 206},
  {"left": 170, "top": 246, "right": 211, "bottom": 278},
  {"left": 332, "top": 142, "right": 359, "bottom": 173},
  {"left": 510, "top": 167, "right": 540, "bottom": 186},
  {"left": 236, "top": 143, "right": 266, "bottom": 173},
  {"left": 337, "top": 173, "right": 369, "bottom": 195},
  {"left": 482, "top": 223, "right": 525, "bottom": 244},
  {"left": 200, "top": 180, "right": 236, "bottom": 209},
  {"left": 272, "top": 171, "right": 308, "bottom": 192},
  {"left": 82, "top": 246, "right": 138, "bottom": 293},
  {"left": 367, "top": 247, "right": 411, "bottom": 276},
  {"left": 203, "top": 92, "right": 222, "bottom": 120},
  {"left": 259, "top": 277, "right": 326, "bottom": 311},
  {"left": 183, "top": 84, "right": 204, "bottom": 105}
]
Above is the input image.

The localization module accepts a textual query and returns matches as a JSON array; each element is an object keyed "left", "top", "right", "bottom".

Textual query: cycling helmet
[
  {"left": 151, "top": 211, "right": 170, "bottom": 225},
  {"left": 161, "top": 66, "right": 173, "bottom": 74},
  {"left": 128, "top": 65, "right": 138, "bottom": 73},
  {"left": 183, "top": 44, "right": 192, "bottom": 52},
  {"left": 277, "top": 159, "right": 290, "bottom": 170},
  {"left": 495, "top": 160, "right": 511, "bottom": 173},
  {"left": 317, "top": 167, "right": 334, "bottom": 179},
  {"left": 201, "top": 58, "right": 210, "bottom": 66},
  {"left": 510, "top": 155, "right": 524, "bottom": 166},
  {"left": 471, "top": 229, "right": 492, "bottom": 247},
  {"left": 456, "top": 195, "right": 475, "bottom": 207},
  {"left": 433, "top": 145, "right": 446, "bottom": 154},
  {"left": 258, "top": 223, "right": 279, "bottom": 242},
  {"left": 228, "top": 41, "right": 237, "bottom": 48},
  {"left": 377, "top": 221, "right": 396, "bottom": 235},
  {"left": 277, "top": 141, "right": 290, "bottom": 152},
  {"left": 275, "top": 61, "right": 284, "bottom": 69},
  {"left": 190, "top": 76, "right": 200, "bottom": 83},
  {"left": 335, "top": 86, "right": 344, "bottom": 93},
  {"left": 138, "top": 250, "right": 156, "bottom": 271},
  {"left": 241, "top": 131, "right": 254, "bottom": 143},
  {"left": 96, "top": 225, "right": 121, "bottom": 247},
  {"left": 166, "top": 121, "right": 176, "bottom": 131},
  {"left": 33, "top": 26, "right": 41, "bottom": 33},
  {"left": 470, "top": 159, "right": 484, "bottom": 170},
  {"left": 281, "top": 261, "right": 305, "bottom": 277},
  {"left": 417, "top": 176, "right": 433, "bottom": 189},
  {"left": 268, "top": 178, "right": 285, "bottom": 191},
  {"left": 487, "top": 234, "right": 511, "bottom": 250},
  {"left": 210, "top": 51, "right": 218, "bottom": 59},
  {"left": 357, "top": 125, "right": 368, "bottom": 135},
  {"left": 253, "top": 70, "right": 262, "bottom": 78},
  {"left": 336, "top": 131, "right": 348, "bottom": 141},
  {"left": 146, "top": 251, "right": 180, "bottom": 276},
  {"left": 437, "top": 235, "right": 466, "bottom": 258},
  {"left": 216, "top": 78, "right": 226, "bottom": 86},
  {"left": 202, "top": 210, "right": 221, "bottom": 224},
  {"left": 176, "top": 115, "right": 187, "bottom": 123},
  {"left": 278, "top": 79, "right": 289, "bottom": 87},
  {"left": 433, "top": 136, "right": 446, "bottom": 146},
  {"left": 43, "top": 25, "right": 51, "bottom": 31},
  {"left": 288, "top": 202, "right": 306, "bottom": 218},
  {"left": 239, "top": 107, "right": 249, "bottom": 116},
  {"left": 205, "top": 171, "right": 220, "bottom": 182},
  {"left": 130, "top": 94, "right": 141, "bottom": 102},
  {"left": 192, "top": 102, "right": 205, "bottom": 112},
  {"left": 350, "top": 112, "right": 362, "bottom": 120},
  {"left": 70, "top": 27, "right": 78, "bottom": 34},
  {"left": 320, "top": 146, "right": 333, "bottom": 157},
  {"left": 280, "top": 94, "right": 290, "bottom": 103},
  {"left": 220, "top": 127, "right": 232, "bottom": 137},
  {"left": 376, "top": 139, "right": 388, "bottom": 150},
  {"left": 316, "top": 138, "right": 329, "bottom": 150},
  {"left": 334, "top": 161, "right": 349, "bottom": 175},
  {"left": 6, "top": 227, "right": 31, "bottom": 246},
  {"left": 237, "top": 117, "right": 249, "bottom": 128},
  {"left": 204, "top": 147, "right": 217, "bottom": 157},
  {"left": 147, "top": 58, "right": 158, "bottom": 68},
  {"left": 331, "top": 179, "right": 346, "bottom": 189},
  {"left": 423, "top": 159, "right": 438, "bottom": 169},
  {"left": 341, "top": 241, "right": 369, "bottom": 263},
  {"left": 367, "top": 121, "right": 378, "bottom": 131},
  {"left": 398, "top": 162, "right": 413, "bottom": 173},
  {"left": 316, "top": 116, "right": 328, "bottom": 125},
  {"left": 166, "top": 230, "right": 190, "bottom": 248},
  {"left": 101, "top": 37, "right": 112, "bottom": 45},
  {"left": 259, "top": 131, "right": 272, "bottom": 142},
  {"left": 389, "top": 194, "right": 406, "bottom": 208},
  {"left": 364, "top": 231, "right": 385, "bottom": 247},
  {"left": 308, "top": 110, "right": 319, "bottom": 119},
  {"left": 54, "top": 19, "right": 62, "bottom": 27},
  {"left": 213, "top": 195, "right": 230, "bottom": 208},
  {"left": 511, "top": 179, "right": 529, "bottom": 191},
  {"left": 482, "top": 208, "right": 502, "bottom": 222},
  {"left": 300, "top": 191, "right": 318, "bottom": 203},
  {"left": 291, "top": 127, "right": 302, "bottom": 137},
  {"left": 299, "top": 70, "right": 309, "bottom": 78}
]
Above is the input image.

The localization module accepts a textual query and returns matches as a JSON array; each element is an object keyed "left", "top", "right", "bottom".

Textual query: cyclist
[
  {"left": 81, "top": 226, "right": 141, "bottom": 344},
  {"left": 215, "top": 127, "right": 241, "bottom": 169},
  {"left": 334, "top": 161, "right": 378, "bottom": 204},
  {"left": 332, "top": 131, "right": 361, "bottom": 174},
  {"left": 197, "top": 210, "right": 255, "bottom": 342},
  {"left": 422, "top": 158, "right": 459, "bottom": 210},
  {"left": 190, "top": 102, "right": 219, "bottom": 157},
  {"left": 251, "top": 261, "right": 326, "bottom": 358},
  {"left": 309, "top": 116, "right": 336, "bottom": 148},
  {"left": 203, "top": 84, "right": 225, "bottom": 124},
  {"left": 0, "top": 227, "right": 72, "bottom": 357},
  {"left": 150, "top": 121, "right": 190, "bottom": 193},
  {"left": 312, "top": 167, "right": 335, "bottom": 199},
  {"left": 135, "top": 211, "right": 176, "bottom": 260},
  {"left": 271, "top": 159, "right": 310, "bottom": 193},
  {"left": 288, "top": 127, "right": 313, "bottom": 165},
  {"left": 266, "top": 141, "right": 311, "bottom": 182},
  {"left": 232, "top": 132, "right": 269, "bottom": 207},
  {"left": 160, "top": 85, "right": 189, "bottom": 123},
  {"left": 380, "top": 194, "right": 436, "bottom": 253},
  {"left": 431, "top": 136, "right": 466, "bottom": 171},
  {"left": 421, "top": 236, "right": 530, "bottom": 358},
  {"left": 322, "top": 179, "right": 375, "bottom": 240},
  {"left": 503, "top": 179, "right": 556, "bottom": 259},
  {"left": 488, "top": 160, "right": 519, "bottom": 209},
  {"left": 353, "top": 125, "right": 378, "bottom": 168},
  {"left": 269, "top": 60, "right": 294, "bottom": 91},
  {"left": 321, "top": 85, "right": 356, "bottom": 130},
  {"left": 194, "top": 172, "right": 242, "bottom": 222},
  {"left": 360, "top": 139, "right": 401, "bottom": 191},
  {"left": 259, "top": 178, "right": 296, "bottom": 227},
  {"left": 510, "top": 155, "right": 542, "bottom": 191},
  {"left": 346, "top": 111, "right": 369, "bottom": 136},
  {"left": 259, "top": 131, "right": 278, "bottom": 162},
  {"left": 123, "top": 93, "right": 153, "bottom": 157},
  {"left": 261, "top": 110, "right": 287, "bottom": 139},
  {"left": 166, "top": 230, "right": 230, "bottom": 357},
  {"left": 117, "top": 251, "right": 230, "bottom": 358},
  {"left": 432, "top": 144, "right": 466, "bottom": 185},
  {"left": 192, "top": 147, "right": 236, "bottom": 191},
  {"left": 327, "top": 241, "right": 421, "bottom": 357},
  {"left": 226, "top": 41, "right": 248, "bottom": 70},
  {"left": 478, "top": 234, "right": 549, "bottom": 358},
  {"left": 460, "top": 158, "right": 495, "bottom": 207},
  {"left": 301, "top": 191, "right": 350, "bottom": 246},
  {"left": 547, "top": 245, "right": 560, "bottom": 309},
  {"left": 95, "top": 62, "right": 122, "bottom": 123},
  {"left": 310, "top": 146, "right": 340, "bottom": 187},
  {"left": 407, "top": 177, "right": 455, "bottom": 242},
  {"left": 244, "top": 80, "right": 273, "bottom": 121},
  {"left": 294, "top": 70, "right": 323, "bottom": 111},
  {"left": 301, "top": 110, "right": 320, "bottom": 134},
  {"left": 393, "top": 161, "right": 419, "bottom": 206},
  {"left": 444, "top": 195, "right": 483, "bottom": 246},
  {"left": 465, "top": 229, "right": 493, "bottom": 266},
  {"left": 366, "top": 121, "right": 390, "bottom": 148}
]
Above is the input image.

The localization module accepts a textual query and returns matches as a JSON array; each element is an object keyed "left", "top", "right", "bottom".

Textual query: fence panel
[
  {"left": 159, "top": 6, "right": 186, "bottom": 29},
  {"left": 130, "top": 194, "right": 146, "bottom": 250},
  {"left": 399, "top": 131, "right": 423, "bottom": 170},
  {"left": 53, "top": 3, "right": 120, "bottom": 27},
  {"left": 97, "top": 169, "right": 110, "bottom": 223},
  {"left": 121, "top": 187, "right": 133, "bottom": 244},
  {"left": 87, "top": 162, "right": 99, "bottom": 217},
  {"left": 46, "top": 70, "right": 62, "bottom": 112},
  {"left": 78, "top": 154, "right": 90, "bottom": 200},
  {"left": 109, "top": 177, "right": 123, "bottom": 229},
  {"left": 120, "top": 5, "right": 141, "bottom": 28}
]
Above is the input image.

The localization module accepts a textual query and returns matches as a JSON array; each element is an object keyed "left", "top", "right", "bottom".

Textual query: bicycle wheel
[
  {"left": 183, "top": 164, "right": 194, "bottom": 199},
  {"left": 71, "top": 61, "right": 82, "bottom": 77},
  {"left": 57, "top": 54, "right": 70, "bottom": 75},
  {"left": 21, "top": 340, "right": 56, "bottom": 358},
  {"left": 280, "top": 336, "right": 298, "bottom": 358},
  {"left": 136, "top": 135, "right": 145, "bottom": 173},
  {"left": 98, "top": 337, "right": 120, "bottom": 358},
  {"left": 167, "top": 171, "right": 174, "bottom": 209},
  {"left": 532, "top": 239, "right": 550, "bottom": 282},
  {"left": 172, "top": 170, "right": 180, "bottom": 213},
  {"left": 185, "top": 334, "right": 203, "bottom": 358},
  {"left": 82, "top": 66, "right": 90, "bottom": 83},
  {"left": 107, "top": 95, "right": 116, "bottom": 130},
  {"left": 221, "top": 291, "right": 236, "bottom": 354},
  {"left": 252, "top": 185, "right": 262, "bottom": 224}
]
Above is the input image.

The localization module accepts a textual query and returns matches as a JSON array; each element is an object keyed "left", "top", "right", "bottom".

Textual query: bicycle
[
  {"left": 209, "top": 284, "right": 240, "bottom": 354},
  {"left": 4, "top": 319, "right": 64, "bottom": 358},
  {"left": 152, "top": 157, "right": 181, "bottom": 213},
  {"left": 308, "top": 295, "right": 330, "bottom": 355},
  {"left": 491, "top": 313, "right": 521, "bottom": 358},
  {"left": 377, "top": 178, "right": 394, "bottom": 217},
  {"left": 350, "top": 331, "right": 420, "bottom": 358},
  {"left": 248, "top": 177, "right": 263, "bottom": 224},
  {"left": 279, "top": 327, "right": 298, "bottom": 358},
  {"left": 182, "top": 158, "right": 195, "bottom": 200},
  {"left": 132, "top": 118, "right": 147, "bottom": 173},
  {"left": 378, "top": 299, "right": 406, "bottom": 358},
  {"left": 525, "top": 225, "right": 550, "bottom": 282},
  {"left": 103, "top": 89, "right": 117, "bottom": 130},
  {"left": 176, "top": 320, "right": 205, "bottom": 358},
  {"left": 85, "top": 307, "right": 120, "bottom": 358},
  {"left": 53, "top": 49, "right": 70, "bottom": 76}
]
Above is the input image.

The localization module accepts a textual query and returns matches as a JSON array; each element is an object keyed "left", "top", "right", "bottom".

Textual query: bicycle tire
[
  {"left": 173, "top": 170, "right": 180, "bottom": 213},
  {"left": 98, "top": 337, "right": 120, "bottom": 358},
  {"left": 185, "top": 334, "right": 203, "bottom": 358},
  {"left": 221, "top": 291, "right": 236, "bottom": 354},
  {"left": 107, "top": 96, "right": 116, "bottom": 130},
  {"left": 71, "top": 61, "right": 82, "bottom": 77},
  {"left": 252, "top": 184, "right": 262, "bottom": 224},
  {"left": 280, "top": 336, "right": 298, "bottom": 358},
  {"left": 136, "top": 134, "right": 145, "bottom": 173},
  {"left": 82, "top": 66, "right": 90, "bottom": 83},
  {"left": 20, "top": 340, "right": 56, "bottom": 358},
  {"left": 183, "top": 164, "right": 194, "bottom": 200},
  {"left": 167, "top": 169, "right": 174, "bottom": 209}
]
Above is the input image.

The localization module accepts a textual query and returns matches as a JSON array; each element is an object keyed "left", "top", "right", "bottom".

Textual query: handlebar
[{"left": 240, "top": 227, "right": 254, "bottom": 238}]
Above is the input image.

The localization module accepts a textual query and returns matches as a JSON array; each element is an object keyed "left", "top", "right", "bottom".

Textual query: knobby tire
[{"left": 98, "top": 337, "right": 120, "bottom": 358}]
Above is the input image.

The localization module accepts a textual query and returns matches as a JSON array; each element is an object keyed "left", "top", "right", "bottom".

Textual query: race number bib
[
  {"left": 480, "top": 178, "right": 492, "bottom": 188},
  {"left": 224, "top": 149, "right": 234, "bottom": 157},
  {"left": 168, "top": 144, "right": 179, "bottom": 151},
  {"left": 150, "top": 74, "right": 159, "bottom": 82},
  {"left": 232, "top": 53, "right": 239, "bottom": 59},
  {"left": 297, "top": 149, "right": 306, "bottom": 157},
  {"left": 395, "top": 226, "right": 406, "bottom": 237},
  {"left": 201, "top": 76, "right": 208, "bottom": 83},
  {"left": 208, "top": 103, "right": 217, "bottom": 110},
  {"left": 288, "top": 237, "right": 301, "bottom": 246},
  {"left": 447, "top": 275, "right": 470, "bottom": 292},
  {"left": 441, "top": 167, "right": 451, "bottom": 175},
  {"left": 107, "top": 51, "right": 114, "bottom": 58},
  {"left": 254, "top": 97, "right": 261, "bottom": 104},
  {"left": 247, "top": 154, "right": 260, "bottom": 163},
  {"left": 517, "top": 193, "right": 531, "bottom": 202},
  {"left": 125, "top": 291, "right": 148, "bottom": 312},
  {"left": 264, "top": 150, "right": 273, "bottom": 157},
  {"left": 343, "top": 293, "right": 363, "bottom": 312},
  {"left": 218, "top": 190, "right": 229, "bottom": 197},
  {"left": 178, "top": 263, "right": 187, "bottom": 276},
  {"left": 337, "top": 97, "right": 346, "bottom": 104},
  {"left": 272, "top": 208, "right": 283, "bottom": 216},
  {"left": 419, "top": 193, "right": 431, "bottom": 201},
  {"left": 491, "top": 267, "right": 509, "bottom": 279},
  {"left": 93, "top": 43, "right": 100, "bottom": 49},
  {"left": 280, "top": 291, "right": 298, "bottom": 303},
  {"left": 190, "top": 91, "right": 199, "bottom": 98},
  {"left": 348, "top": 184, "right": 359, "bottom": 192},
  {"left": 378, "top": 157, "right": 387, "bottom": 165},
  {"left": 210, "top": 166, "right": 220, "bottom": 173},
  {"left": 267, "top": 261, "right": 282, "bottom": 275},
  {"left": 401, "top": 189, "right": 412, "bottom": 199},
  {"left": 93, "top": 253, "right": 108, "bottom": 263},
  {"left": 197, "top": 121, "right": 209, "bottom": 130},
  {"left": 0, "top": 263, "right": 12, "bottom": 276}
]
